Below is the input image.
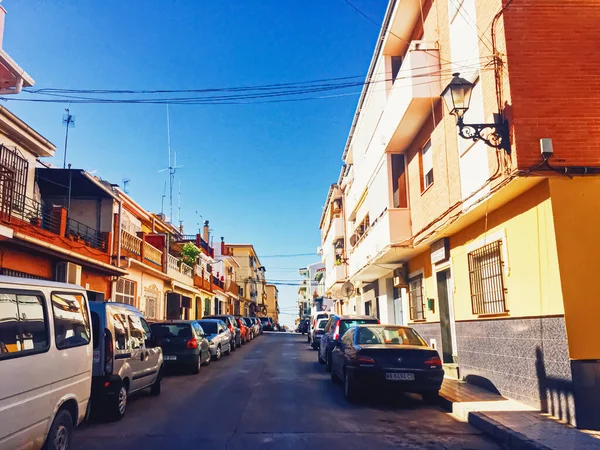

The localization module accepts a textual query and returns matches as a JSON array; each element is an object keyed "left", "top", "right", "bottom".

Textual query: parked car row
[
  {"left": 313, "top": 314, "right": 444, "bottom": 403},
  {"left": 0, "top": 277, "right": 265, "bottom": 450}
]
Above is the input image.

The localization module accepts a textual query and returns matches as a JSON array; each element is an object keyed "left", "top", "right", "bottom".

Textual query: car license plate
[
  {"left": 164, "top": 355, "right": 177, "bottom": 361},
  {"left": 386, "top": 372, "right": 415, "bottom": 381}
]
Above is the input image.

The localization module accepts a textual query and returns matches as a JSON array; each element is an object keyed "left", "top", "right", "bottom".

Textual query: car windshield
[
  {"left": 199, "top": 321, "right": 218, "bottom": 334},
  {"left": 339, "top": 319, "right": 378, "bottom": 335},
  {"left": 316, "top": 319, "right": 328, "bottom": 330},
  {"left": 356, "top": 326, "right": 427, "bottom": 346},
  {"left": 260, "top": 317, "right": 269, "bottom": 323},
  {"left": 151, "top": 323, "right": 192, "bottom": 339}
]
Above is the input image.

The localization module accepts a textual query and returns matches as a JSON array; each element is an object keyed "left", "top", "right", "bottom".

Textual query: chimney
[
  {"left": 203, "top": 220, "right": 209, "bottom": 243},
  {"left": 221, "top": 236, "right": 225, "bottom": 255}
]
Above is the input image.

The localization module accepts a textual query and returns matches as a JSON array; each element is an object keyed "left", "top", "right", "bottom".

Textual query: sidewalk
[{"left": 438, "top": 378, "right": 600, "bottom": 450}]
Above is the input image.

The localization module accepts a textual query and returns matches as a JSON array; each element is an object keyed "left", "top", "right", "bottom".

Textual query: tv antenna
[
  {"left": 158, "top": 104, "right": 183, "bottom": 222},
  {"left": 62, "top": 106, "right": 75, "bottom": 169},
  {"left": 160, "top": 181, "right": 167, "bottom": 215},
  {"left": 123, "top": 178, "right": 131, "bottom": 194},
  {"left": 178, "top": 180, "right": 183, "bottom": 230}
]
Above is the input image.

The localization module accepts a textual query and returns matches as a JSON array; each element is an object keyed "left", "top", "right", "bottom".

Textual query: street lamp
[{"left": 441, "top": 73, "right": 510, "bottom": 154}]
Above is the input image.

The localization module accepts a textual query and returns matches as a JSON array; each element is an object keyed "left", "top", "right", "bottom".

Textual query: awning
[{"left": 170, "top": 280, "right": 200, "bottom": 296}]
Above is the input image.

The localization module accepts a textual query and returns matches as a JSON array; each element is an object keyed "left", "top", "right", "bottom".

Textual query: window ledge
[
  {"left": 410, "top": 319, "right": 428, "bottom": 323},
  {"left": 420, "top": 183, "right": 434, "bottom": 196},
  {"left": 476, "top": 312, "right": 510, "bottom": 319}
]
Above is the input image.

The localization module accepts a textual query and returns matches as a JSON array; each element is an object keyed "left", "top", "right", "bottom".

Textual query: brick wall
[{"left": 503, "top": 1, "right": 600, "bottom": 168}]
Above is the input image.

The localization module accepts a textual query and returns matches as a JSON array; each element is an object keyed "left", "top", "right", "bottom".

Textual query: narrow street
[{"left": 75, "top": 333, "right": 500, "bottom": 450}]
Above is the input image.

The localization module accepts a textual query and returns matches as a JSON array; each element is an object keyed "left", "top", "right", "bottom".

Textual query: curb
[{"left": 438, "top": 395, "right": 552, "bottom": 450}]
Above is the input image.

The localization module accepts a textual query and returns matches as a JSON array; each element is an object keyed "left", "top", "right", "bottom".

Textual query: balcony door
[{"left": 391, "top": 154, "right": 407, "bottom": 208}]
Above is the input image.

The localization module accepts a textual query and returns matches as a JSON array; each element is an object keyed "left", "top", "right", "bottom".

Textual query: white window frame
[
  {"left": 115, "top": 278, "right": 136, "bottom": 306},
  {"left": 421, "top": 140, "right": 434, "bottom": 190}
]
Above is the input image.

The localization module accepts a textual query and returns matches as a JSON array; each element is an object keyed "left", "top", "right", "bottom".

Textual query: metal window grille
[
  {"left": 0, "top": 268, "right": 50, "bottom": 280},
  {"left": 144, "top": 294, "right": 157, "bottom": 319},
  {"left": 0, "top": 145, "right": 28, "bottom": 218},
  {"left": 468, "top": 240, "right": 507, "bottom": 315},
  {"left": 115, "top": 278, "right": 136, "bottom": 306},
  {"left": 409, "top": 276, "right": 425, "bottom": 320}
]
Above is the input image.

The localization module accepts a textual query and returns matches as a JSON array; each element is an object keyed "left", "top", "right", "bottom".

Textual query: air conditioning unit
[
  {"left": 55, "top": 262, "right": 82, "bottom": 285},
  {"left": 393, "top": 265, "right": 408, "bottom": 288}
]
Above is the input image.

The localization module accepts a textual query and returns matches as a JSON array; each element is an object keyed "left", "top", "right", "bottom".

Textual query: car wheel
[
  {"left": 422, "top": 391, "right": 440, "bottom": 404},
  {"left": 318, "top": 350, "right": 324, "bottom": 364},
  {"left": 330, "top": 365, "right": 339, "bottom": 383},
  {"left": 43, "top": 409, "right": 73, "bottom": 450},
  {"left": 105, "top": 382, "right": 128, "bottom": 421},
  {"left": 192, "top": 355, "right": 202, "bottom": 374},
  {"left": 344, "top": 370, "right": 358, "bottom": 402},
  {"left": 215, "top": 345, "right": 221, "bottom": 360},
  {"left": 224, "top": 342, "right": 231, "bottom": 356},
  {"left": 150, "top": 369, "right": 162, "bottom": 395},
  {"left": 230, "top": 339, "right": 236, "bottom": 352}
]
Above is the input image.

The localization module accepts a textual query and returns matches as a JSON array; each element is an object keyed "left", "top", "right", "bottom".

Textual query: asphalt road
[{"left": 74, "top": 332, "right": 500, "bottom": 450}]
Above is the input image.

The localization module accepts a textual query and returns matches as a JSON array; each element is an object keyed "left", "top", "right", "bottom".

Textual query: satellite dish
[
  {"left": 349, "top": 233, "right": 360, "bottom": 247},
  {"left": 340, "top": 281, "right": 355, "bottom": 299}
]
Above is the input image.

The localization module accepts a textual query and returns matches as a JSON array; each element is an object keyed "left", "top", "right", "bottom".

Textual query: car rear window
[
  {"left": 357, "top": 326, "right": 426, "bottom": 346},
  {"left": 260, "top": 317, "right": 269, "bottom": 323},
  {"left": 91, "top": 311, "right": 100, "bottom": 349},
  {"left": 199, "top": 321, "right": 218, "bottom": 334},
  {"left": 340, "top": 319, "right": 378, "bottom": 336},
  {"left": 150, "top": 324, "right": 192, "bottom": 338},
  {"left": 316, "top": 319, "right": 328, "bottom": 330}
]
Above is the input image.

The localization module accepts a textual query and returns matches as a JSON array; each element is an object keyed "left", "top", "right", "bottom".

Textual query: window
[
  {"left": 468, "top": 240, "right": 507, "bottom": 315},
  {"left": 365, "top": 301, "right": 372, "bottom": 316},
  {"left": 51, "top": 293, "right": 91, "bottom": 350},
  {"left": 115, "top": 279, "right": 136, "bottom": 306},
  {"left": 127, "top": 314, "right": 145, "bottom": 349},
  {"left": 409, "top": 276, "right": 425, "bottom": 320},
  {"left": 193, "top": 322, "right": 205, "bottom": 337},
  {"left": 339, "top": 319, "right": 378, "bottom": 336},
  {"left": 140, "top": 317, "right": 151, "bottom": 338},
  {"left": 420, "top": 140, "right": 434, "bottom": 191},
  {"left": 144, "top": 291, "right": 158, "bottom": 320},
  {"left": 391, "top": 56, "right": 402, "bottom": 82},
  {"left": 357, "top": 326, "right": 426, "bottom": 346},
  {"left": 111, "top": 312, "right": 128, "bottom": 351},
  {"left": 391, "top": 154, "right": 407, "bottom": 208},
  {"left": 91, "top": 312, "right": 100, "bottom": 349},
  {"left": 204, "top": 298, "right": 211, "bottom": 316},
  {"left": 0, "top": 292, "right": 48, "bottom": 359},
  {"left": 342, "top": 328, "right": 355, "bottom": 345}
]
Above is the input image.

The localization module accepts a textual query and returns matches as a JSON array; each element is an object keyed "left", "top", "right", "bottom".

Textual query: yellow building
[
  {"left": 265, "top": 284, "right": 279, "bottom": 324},
  {"left": 224, "top": 244, "right": 264, "bottom": 316}
]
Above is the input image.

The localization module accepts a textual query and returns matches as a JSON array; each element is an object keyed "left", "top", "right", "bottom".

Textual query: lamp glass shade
[{"left": 441, "top": 73, "right": 474, "bottom": 118}]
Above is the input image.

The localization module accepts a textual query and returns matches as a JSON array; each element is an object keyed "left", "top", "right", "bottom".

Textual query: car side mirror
[{"left": 219, "top": 329, "right": 224, "bottom": 334}]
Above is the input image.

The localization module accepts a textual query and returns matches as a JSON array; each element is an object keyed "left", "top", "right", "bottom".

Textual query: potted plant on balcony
[{"left": 181, "top": 242, "right": 201, "bottom": 268}]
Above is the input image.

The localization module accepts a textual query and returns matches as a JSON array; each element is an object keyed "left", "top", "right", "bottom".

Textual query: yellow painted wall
[
  {"left": 408, "top": 180, "right": 564, "bottom": 324},
  {"left": 549, "top": 177, "right": 600, "bottom": 360}
]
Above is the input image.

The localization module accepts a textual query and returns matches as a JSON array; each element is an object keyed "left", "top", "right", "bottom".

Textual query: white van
[{"left": 0, "top": 276, "right": 92, "bottom": 450}]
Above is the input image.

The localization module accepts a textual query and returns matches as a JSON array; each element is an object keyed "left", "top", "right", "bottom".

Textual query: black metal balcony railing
[
  {"left": 3, "top": 194, "right": 106, "bottom": 251},
  {"left": 66, "top": 217, "right": 106, "bottom": 251}
]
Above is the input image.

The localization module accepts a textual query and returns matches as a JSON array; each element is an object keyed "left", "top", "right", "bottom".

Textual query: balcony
[
  {"left": 120, "top": 229, "right": 164, "bottom": 269},
  {"left": 348, "top": 209, "right": 412, "bottom": 282},
  {"left": 325, "top": 264, "right": 346, "bottom": 292},
  {"left": 167, "top": 253, "right": 193, "bottom": 284},
  {"left": 174, "top": 234, "right": 214, "bottom": 258},
  {"left": 2, "top": 195, "right": 109, "bottom": 256},
  {"left": 193, "top": 264, "right": 213, "bottom": 292},
  {"left": 378, "top": 43, "right": 441, "bottom": 152}
]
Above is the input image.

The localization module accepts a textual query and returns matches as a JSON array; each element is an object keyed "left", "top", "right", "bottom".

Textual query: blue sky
[{"left": 3, "top": 0, "right": 385, "bottom": 325}]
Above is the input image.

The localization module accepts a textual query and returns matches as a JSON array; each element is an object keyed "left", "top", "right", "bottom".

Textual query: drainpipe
[{"left": 117, "top": 199, "right": 122, "bottom": 268}]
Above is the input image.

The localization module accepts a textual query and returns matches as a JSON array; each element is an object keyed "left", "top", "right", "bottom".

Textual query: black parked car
[
  {"left": 330, "top": 324, "right": 443, "bottom": 402},
  {"left": 298, "top": 319, "right": 309, "bottom": 335},
  {"left": 150, "top": 321, "right": 211, "bottom": 374},
  {"left": 203, "top": 314, "right": 241, "bottom": 349},
  {"left": 318, "top": 315, "right": 379, "bottom": 371},
  {"left": 259, "top": 317, "right": 273, "bottom": 331}
]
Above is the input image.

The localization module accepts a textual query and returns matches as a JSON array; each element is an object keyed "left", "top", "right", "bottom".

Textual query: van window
[
  {"left": 51, "top": 293, "right": 90, "bottom": 350},
  {"left": 127, "top": 314, "right": 145, "bottom": 349},
  {"left": 0, "top": 292, "right": 49, "bottom": 359},
  {"left": 111, "top": 312, "right": 128, "bottom": 351},
  {"left": 91, "top": 312, "right": 100, "bottom": 349}
]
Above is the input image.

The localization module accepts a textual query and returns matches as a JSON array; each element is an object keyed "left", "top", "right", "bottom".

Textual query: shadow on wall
[
  {"left": 463, "top": 375, "right": 502, "bottom": 396},
  {"left": 535, "top": 346, "right": 575, "bottom": 425}
]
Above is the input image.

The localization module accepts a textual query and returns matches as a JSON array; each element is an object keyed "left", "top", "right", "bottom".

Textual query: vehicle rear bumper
[
  {"left": 162, "top": 350, "right": 199, "bottom": 366},
  {"left": 91, "top": 374, "right": 123, "bottom": 401},
  {"left": 348, "top": 367, "right": 444, "bottom": 393}
]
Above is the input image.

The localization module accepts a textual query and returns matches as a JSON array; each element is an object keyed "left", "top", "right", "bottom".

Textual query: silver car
[{"left": 198, "top": 319, "right": 232, "bottom": 360}]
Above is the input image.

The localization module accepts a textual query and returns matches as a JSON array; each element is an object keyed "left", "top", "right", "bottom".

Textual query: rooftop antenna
[
  {"left": 62, "top": 106, "right": 75, "bottom": 169},
  {"left": 158, "top": 104, "right": 183, "bottom": 222},
  {"left": 160, "top": 181, "right": 167, "bottom": 215},
  {"left": 178, "top": 180, "right": 183, "bottom": 230},
  {"left": 123, "top": 178, "right": 131, "bottom": 194}
]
